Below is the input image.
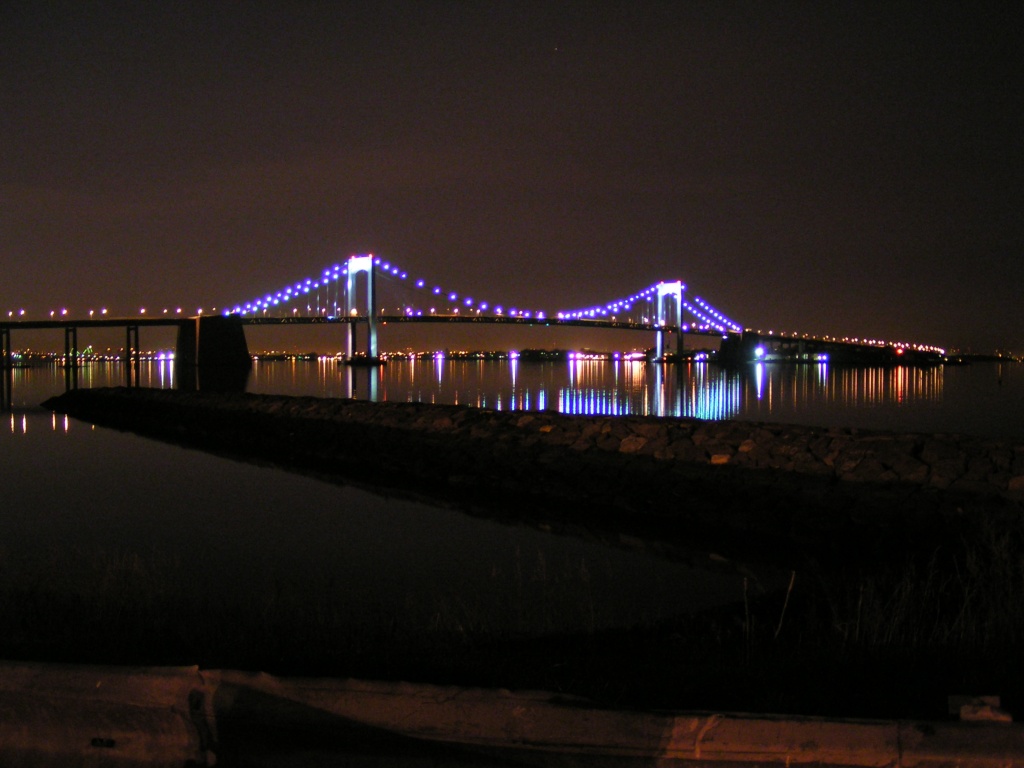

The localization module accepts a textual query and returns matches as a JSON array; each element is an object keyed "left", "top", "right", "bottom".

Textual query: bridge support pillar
[
  {"left": 654, "top": 329, "right": 685, "bottom": 362},
  {"left": 176, "top": 315, "right": 252, "bottom": 391},
  {"left": 124, "top": 325, "right": 140, "bottom": 387},
  {"left": 719, "top": 331, "right": 760, "bottom": 366},
  {"left": 653, "top": 281, "right": 684, "bottom": 362},
  {"left": 344, "top": 321, "right": 354, "bottom": 362},
  {"left": 0, "top": 326, "right": 9, "bottom": 370},
  {"left": 63, "top": 326, "right": 78, "bottom": 390},
  {"left": 345, "top": 255, "right": 382, "bottom": 364},
  {"left": 1, "top": 326, "right": 11, "bottom": 410}
]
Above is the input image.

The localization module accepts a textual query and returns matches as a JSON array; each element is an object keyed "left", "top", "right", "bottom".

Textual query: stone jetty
[{"left": 45, "top": 387, "right": 1024, "bottom": 568}]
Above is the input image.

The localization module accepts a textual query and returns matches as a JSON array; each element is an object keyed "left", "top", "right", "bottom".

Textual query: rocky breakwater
[{"left": 45, "top": 387, "right": 1024, "bottom": 569}]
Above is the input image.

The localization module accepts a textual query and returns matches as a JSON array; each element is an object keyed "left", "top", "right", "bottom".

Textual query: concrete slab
[{"left": 4, "top": 661, "right": 1024, "bottom": 767}]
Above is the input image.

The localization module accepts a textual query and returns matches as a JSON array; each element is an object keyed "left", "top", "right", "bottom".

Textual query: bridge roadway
[
  {"left": 1, "top": 314, "right": 942, "bottom": 364},
  {"left": 0, "top": 313, "right": 715, "bottom": 364},
  {"left": 0, "top": 314, "right": 721, "bottom": 331},
  {"left": 0, "top": 317, "right": 194, "bottom": 402},
  {"left": 0, "top": 314, "right": 942, "bottom": 362},
  {"left": 0, "top": 313, "right": 716, "bottom": 408},
  {"left": 243, "top": 313, "right": 725, "bottom": 336},
  {"left": 1, "top": 313, "right": 942, "bottom": 402},
  {"left": 243, "top": 313, "right": 718, "bottom": 361}
]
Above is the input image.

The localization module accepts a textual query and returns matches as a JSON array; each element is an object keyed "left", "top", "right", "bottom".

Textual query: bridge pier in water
[
  {"left": 124, "top": 325, "right": 140, "bottom": 387},
  {"left": 1, "top": 326, "right": 11, "bottom": 410},
  {"left": 175, "top": 315, "right": 252, "bottom": 391},
  {"left": 718, "top": 331, "right": 759, "bottom": 366},
  {"left": 63, "top": 326, "right": 79, "bottom": 390}
]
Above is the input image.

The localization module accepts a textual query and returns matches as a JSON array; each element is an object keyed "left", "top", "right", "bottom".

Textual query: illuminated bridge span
[
  {"left": 2, "top": 253, "right": 947, "bottom": 408},
  {"left": 227, "top": 253, "right": 743, "bottom": 361}
]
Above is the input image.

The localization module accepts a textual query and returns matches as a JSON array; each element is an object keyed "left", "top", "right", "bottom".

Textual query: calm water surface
[
  {"left": 2, "top": 358, "right": 1021, "bottom": 644},
  {"left": 7, "top": 357, "right": 1023, "bottom": 438}
]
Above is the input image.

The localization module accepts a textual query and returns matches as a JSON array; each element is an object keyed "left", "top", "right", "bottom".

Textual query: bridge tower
[
  {"left": 654, "top": 281, "right": 684, "bottom": 360},
  {"left": 345, "top": 254, "right": 379, "bottom": 361}
]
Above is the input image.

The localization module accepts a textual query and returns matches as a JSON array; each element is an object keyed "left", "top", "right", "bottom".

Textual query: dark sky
[{"left": 2, "top": 1, "right": 1021, "bottom": 353}]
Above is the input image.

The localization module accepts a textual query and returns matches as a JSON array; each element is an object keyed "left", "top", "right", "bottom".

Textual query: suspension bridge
[
  {"left": 231, "top": 254, "right": 743, "bottom": 361},
  {"left": 1, "top": 253, "right": 745, "bottom": 366},
  {"left": 1, "top": 253, "right": 946, "bottom": 404}
]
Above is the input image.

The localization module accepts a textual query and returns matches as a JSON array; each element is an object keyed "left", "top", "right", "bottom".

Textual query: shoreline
[
  {"left": 43, "top": 386, "right": 1024, "bottom": 569},
  {"left": 23, "top": 387, "right": 1024, "bottom": 723}
]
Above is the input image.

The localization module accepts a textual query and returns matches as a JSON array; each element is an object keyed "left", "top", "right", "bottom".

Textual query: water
[
  {"left": 2, "top": 358, "right": 1021, "bottom": 653},
  {"left": 7, "top": 357, "right": 1024, "bottom": 439},
  {"left": 241, "top": 356, "right": 1024, "bottom": 439}
]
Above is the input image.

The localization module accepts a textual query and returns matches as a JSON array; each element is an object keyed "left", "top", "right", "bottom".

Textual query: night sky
[{"left": 2, "top": 2, "right": 1021, "bottom": 353}]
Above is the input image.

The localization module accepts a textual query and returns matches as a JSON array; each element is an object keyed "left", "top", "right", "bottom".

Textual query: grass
[{"left": 2, "top": 516, "right": 1023, "bottom": 720}]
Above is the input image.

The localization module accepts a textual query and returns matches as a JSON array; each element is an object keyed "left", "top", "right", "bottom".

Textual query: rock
[
  {"left": 838, "top": 456, "right": 888, "bottom": 483},
  {"left": 41, "top": 387, "right": 1024, "bottom": 523},
  {"left": 618, "top": 435, "right": 648, "bottom": 454},
  {"left": 929, "top": 457, "right": 967, "bottom": 489},
  {"left": 632, "top": 423, "right": 665, "bottom": 440},
  {"left": 921, "top": 439, "right": 963, "bottom": 465},
  {"left": 880, "top": 451, "right": 930, "bottom": 485}
]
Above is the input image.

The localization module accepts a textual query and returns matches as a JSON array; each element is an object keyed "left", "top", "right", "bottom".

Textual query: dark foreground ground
[{"left": 18, "top": 387, "right": 1024, "bottom": 722}]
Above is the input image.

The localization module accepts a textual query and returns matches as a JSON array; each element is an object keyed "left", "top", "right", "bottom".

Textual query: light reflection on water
[
  {"left": 4, "top": 356, "right": 1023, "bottom": 437},
  {"left": 1, "top": 374, "right": 754, "bottom": 638},
  {"left": 2, "top": 358, "right": 1021, "bottom": 650}
]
